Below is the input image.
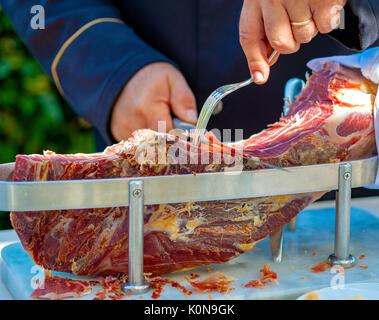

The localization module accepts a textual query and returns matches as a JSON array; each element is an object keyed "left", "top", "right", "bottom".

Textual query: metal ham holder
[
  {"left": 0, "top": 78, "right": 377, "bottom": 296},
  {"left": 0, "top": 156, "right": 377, "bottom": 295}
]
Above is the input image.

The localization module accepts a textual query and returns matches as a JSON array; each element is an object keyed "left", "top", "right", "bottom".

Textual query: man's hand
[
  {"left": 239, "top": 0, "right": 347, "bottom": 84},
  {"left": 110, "top": 62, "right": 197, "bottom": 141}
]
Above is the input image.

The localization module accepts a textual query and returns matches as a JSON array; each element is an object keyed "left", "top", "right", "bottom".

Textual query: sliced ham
[{"left": 10, "top": 62, "right": 377, "bottom": 277}]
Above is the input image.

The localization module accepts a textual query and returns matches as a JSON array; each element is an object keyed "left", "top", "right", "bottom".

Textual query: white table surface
[
  {"left": 0, "top": 229, "right": 21, "bottom": 299},
  {"left": 1, "top": 196, "right": 379, "bottom": 300}
]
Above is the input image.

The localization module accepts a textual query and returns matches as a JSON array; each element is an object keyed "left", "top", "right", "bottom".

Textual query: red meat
[{"left": 10, "top": 62, "right": 377, "bottom": 277}]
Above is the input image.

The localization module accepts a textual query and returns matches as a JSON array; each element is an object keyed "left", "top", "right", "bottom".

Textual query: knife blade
[
  {"left": 175, "top": 118, "right": 287, "bottom": 172},
  {"left": 173, "top": 117, "right": 196, "bottom": 131},
  {"left": 199, "top": 137, "right": 288, "bottom": 172}
]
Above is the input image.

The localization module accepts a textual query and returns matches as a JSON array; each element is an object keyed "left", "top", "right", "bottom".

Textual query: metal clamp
[
  {"left": 328, "top": 163, "right": 356, "bottom": 268},
  {"left": 121, "top": 180, "right": 149, "bottom": 294}
]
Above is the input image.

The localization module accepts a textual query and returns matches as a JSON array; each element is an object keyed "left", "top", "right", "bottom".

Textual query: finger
[
  {"left": 110, "top": 89, "right": 147, "bottom": 141},
  {"left": 148, "top": 103, "right": 174, "bottom": 133},
  {"left": 261, "top": 0, "right": 300, "bottom": 54},
  {"left": 168, "top": 70, "right": 198, "bottom": 124},
  {"left": 284, "top": 0, "right": 318, "bottom": 44},
  {"left": 239, "top": 0, "right": 270, "bottom": 84},
  {"left": 311, "top": 1, "right": 345, "bottom": 34}
]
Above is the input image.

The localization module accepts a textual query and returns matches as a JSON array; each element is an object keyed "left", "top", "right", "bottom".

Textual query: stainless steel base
[
  {"left": 328, "top": 254, "right": 356, "bottom": 269},
  {"left": 121, "top": 283, "right": 150, "bottom": 295},
  {"left": 278, "top": 163, "right": 357, "bottom": 269}
]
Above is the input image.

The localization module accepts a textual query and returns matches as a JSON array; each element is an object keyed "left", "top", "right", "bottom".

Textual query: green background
[{"left": 0, "top": 7, "right": 95, "bottom": 229}]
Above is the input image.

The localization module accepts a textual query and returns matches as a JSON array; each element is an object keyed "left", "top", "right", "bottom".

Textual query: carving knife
[{"left": 174, "top": 118, "right": 287, "bottom": 171}]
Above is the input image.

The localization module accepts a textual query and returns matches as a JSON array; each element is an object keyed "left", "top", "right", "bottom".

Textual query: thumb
[
  {"left": 168, "top": 71, "right": 198, "bottom": 124},
  {"left": 149, "top": 103, "right": 174, "bottom": 133},
  {"left": 244, "top": 39, "right": 272, "bottom": 84},
  {"left": 239, "top": 0, "right": 272, "bottom": 84}
]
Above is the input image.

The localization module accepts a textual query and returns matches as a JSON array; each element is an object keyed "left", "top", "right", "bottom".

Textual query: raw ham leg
[{"left": 10, "top": 62, "right": 377, "bottom": 277}]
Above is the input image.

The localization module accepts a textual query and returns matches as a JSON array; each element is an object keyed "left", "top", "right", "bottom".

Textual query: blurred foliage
[{"left": 0, "top": 7, "right": 95, "bottom": 229}]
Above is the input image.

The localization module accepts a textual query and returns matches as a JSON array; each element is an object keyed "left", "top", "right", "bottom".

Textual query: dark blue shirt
[{"left": 1, "top": 0, "right": 379, "bottom": 152}]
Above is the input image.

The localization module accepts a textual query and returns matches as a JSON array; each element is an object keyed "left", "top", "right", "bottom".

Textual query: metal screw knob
[
  {"left": 343, "top": 172, "right": 351, "bottom": 180},
  {"left": 133, "top": 189, "right": 142, "bottom": 198}
]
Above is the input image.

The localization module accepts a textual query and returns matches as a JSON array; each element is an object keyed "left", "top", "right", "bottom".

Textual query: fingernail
[
  {"left": 253, "top": 71, "right": 264, "bottom": 83},
  {"left": 186, "top": 109, "right": 198, "bottom": 122}
]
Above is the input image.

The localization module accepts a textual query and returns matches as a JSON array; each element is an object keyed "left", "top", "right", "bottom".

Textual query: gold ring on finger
[{"left": 290, "top": 18, "right": 313, "bottom": 27}]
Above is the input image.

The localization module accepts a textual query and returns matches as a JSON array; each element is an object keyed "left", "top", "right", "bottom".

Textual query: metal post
[
  {"left": 328, "top": 163, "right": 356, "bottom": 268},
  {"left": 122, "top": 180, "right": 149, "bottom": 294},
  {"left": 287, "top": 217, "right": 297, "bottom": 231},
  {"left": 269, "top": 227, "right": 284, "bottom": 263}
]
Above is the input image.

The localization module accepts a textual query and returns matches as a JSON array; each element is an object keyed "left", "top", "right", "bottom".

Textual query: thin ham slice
[
  {"left": 186, "top": 272, "right": 234, "bottom": 294},
  {"left": 30, "top": 275, "right": 91, "bottom": 299}
]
